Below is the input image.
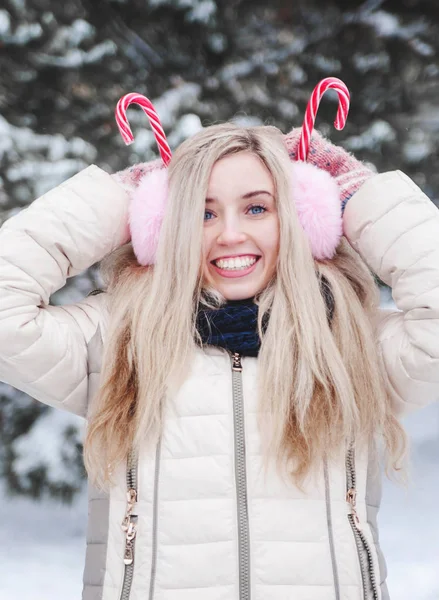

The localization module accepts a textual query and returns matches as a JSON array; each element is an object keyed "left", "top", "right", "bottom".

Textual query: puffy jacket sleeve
[
  {"left": 343, "top": 170, "right": 439, "bottom": 415},
  {"left": 0, "top": 165, "right": 130, "bottom": 417}
]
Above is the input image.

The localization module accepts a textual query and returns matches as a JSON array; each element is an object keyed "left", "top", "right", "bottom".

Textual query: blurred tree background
[{"left": 1, "top": 0, "right": 439, "bottom": 501}]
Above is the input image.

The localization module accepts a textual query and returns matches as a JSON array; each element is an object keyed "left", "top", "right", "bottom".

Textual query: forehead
[{"left": 207, "top": 152, "right": 274, "bottom": 199}]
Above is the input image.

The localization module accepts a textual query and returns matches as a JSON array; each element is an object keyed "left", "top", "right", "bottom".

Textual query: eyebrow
[{"left": 205, "top": 190, "right": 274, "bottom": 204}]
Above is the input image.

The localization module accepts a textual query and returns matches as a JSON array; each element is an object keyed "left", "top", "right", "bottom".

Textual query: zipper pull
[
  {"left": 121, "top": 488, "right": 137, "bottom": 530},
  {"left": 346, "top": 487, "right": 362, "bottom": 530},
  {"left": 127, "top": 488, "right": 137, "bottom": 511},
  {"left": 232, "top": 352, "right": 242, "bottom": 372},
  {"left": 123, "top": 519, "right": 137, "bottom": 565},
  {"left": 346, "top": 487, "right": 357, "bottom": 507},
  {"left": 124, "top": 539, "right": 134, "bottom": 565}
]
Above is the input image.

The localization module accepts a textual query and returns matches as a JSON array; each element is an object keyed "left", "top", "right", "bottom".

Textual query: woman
[{"left": 0, "top": 123, "right": 438, "bottom": 600}]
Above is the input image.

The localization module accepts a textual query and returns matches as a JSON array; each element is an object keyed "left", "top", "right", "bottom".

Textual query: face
[{"left": 202, "top": 151, "right": 280, "bottom": 301}]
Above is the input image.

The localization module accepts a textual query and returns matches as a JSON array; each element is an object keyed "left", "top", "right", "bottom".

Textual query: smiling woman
[
  {"left": 203, "top": 151, "right": 279, "bottom": 300},
  {"left": 1, "top": 122, "right": 439, "bottom": 600},
  {"left": 89, "top": 123, "right": 404, "bottom": 486}
]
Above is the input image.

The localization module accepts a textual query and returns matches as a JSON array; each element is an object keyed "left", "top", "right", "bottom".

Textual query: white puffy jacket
[{"left": 1, "top": 166, "right": 439, "bottom": 600}]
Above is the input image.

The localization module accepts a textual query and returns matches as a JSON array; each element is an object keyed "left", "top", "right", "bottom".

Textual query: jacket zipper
[
  {"left": 119, "top": 449, "right": 138, "bottom": 600},
  {"left": 231, "top": 352, "right": 251, "bottom": 600},
  {"left": 346, "top": 445, "right": 379, "bottom": 600}
]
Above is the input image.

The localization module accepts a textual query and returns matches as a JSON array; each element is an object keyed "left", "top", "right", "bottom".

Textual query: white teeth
[{"left": 215, "top": 256, "right": 257, "bottom": 270}]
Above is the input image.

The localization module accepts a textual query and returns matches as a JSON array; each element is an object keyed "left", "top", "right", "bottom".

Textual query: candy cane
[
  {"left": 297, "top": 77, "right": 350, "bottom": 162},
  {"left": 115, "top": 92, "right": 172, "bottom": 166}
]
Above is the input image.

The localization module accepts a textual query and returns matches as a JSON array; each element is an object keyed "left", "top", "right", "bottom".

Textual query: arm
[
  {"left": 343, "top": 170, "right": 439, "bottom": 415},
  {"left": 0, "top": 165, "right": 130, "bottom": 417}
]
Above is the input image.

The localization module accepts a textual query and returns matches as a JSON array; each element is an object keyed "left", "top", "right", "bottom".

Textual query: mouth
[{"left": 210, "top": 254, "right": 261, "bottom": 278}]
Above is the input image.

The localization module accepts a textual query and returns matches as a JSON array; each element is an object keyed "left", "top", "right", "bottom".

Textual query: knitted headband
[{"left": 115, "top": 78, "right": 350, "bottom": 266}]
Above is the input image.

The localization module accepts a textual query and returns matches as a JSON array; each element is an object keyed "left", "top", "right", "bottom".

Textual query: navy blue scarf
[
  {"left": 196, "top": 299, "right": 267, "bottom": 357},
  {"left": 195, "top": 277, "right": 334, "bottom": 357}
]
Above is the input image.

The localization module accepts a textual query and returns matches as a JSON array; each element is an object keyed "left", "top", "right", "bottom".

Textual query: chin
[{"left": 218, "top": 283, "right": 261, "bottom": 301}]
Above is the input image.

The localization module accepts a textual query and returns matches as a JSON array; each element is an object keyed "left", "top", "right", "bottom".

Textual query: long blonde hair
[{"left": 84, "top": 123, "right": 406, "bottom": 488}]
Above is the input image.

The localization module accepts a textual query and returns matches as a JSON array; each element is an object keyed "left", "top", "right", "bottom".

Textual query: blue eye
[
  {"left": 248, "top": 204, "right": 266, "bottom": 215},
  {"left": 204, "top": 210, "right": 214, "bottom": 221}
]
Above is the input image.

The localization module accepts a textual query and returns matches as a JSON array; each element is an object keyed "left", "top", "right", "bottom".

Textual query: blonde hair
[{"left": 84, "top": 123, "right": 406, "bottom": 488}]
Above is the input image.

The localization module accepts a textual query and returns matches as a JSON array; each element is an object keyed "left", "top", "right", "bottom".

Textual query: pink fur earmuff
[
  {"left": 290, "top": 161, "right": 342, "bottom": 260},
  {"left": 129, "top": 167, "right": 168, "bottom": 266},
  {"left": 129, "top": 161, "right": 342, "bottom": 266}
]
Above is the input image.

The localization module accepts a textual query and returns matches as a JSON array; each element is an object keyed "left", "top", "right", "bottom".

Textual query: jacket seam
[{"left": 323, "top": 458, "right": 341, "bottom": 600}]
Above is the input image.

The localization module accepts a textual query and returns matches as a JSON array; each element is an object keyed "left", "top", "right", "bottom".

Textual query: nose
[{"left": 216, "top": 216, "right": 247, "bottom": 246}]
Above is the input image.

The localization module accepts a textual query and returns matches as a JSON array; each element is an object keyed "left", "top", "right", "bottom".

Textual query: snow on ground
[
  {"left": 0, "top": 484, "right": 87, "bottom": 600},
  {"left": 380, "top": 404, "right": 439, "bottom": 599}
]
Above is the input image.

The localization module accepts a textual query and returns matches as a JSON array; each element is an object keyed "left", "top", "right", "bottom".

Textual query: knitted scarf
[
  {"left": 195, "top": 277, "right": 334, "bottom": 357},
  {"left": 196, "top": 299, "right": 266, "bottom": 357}
]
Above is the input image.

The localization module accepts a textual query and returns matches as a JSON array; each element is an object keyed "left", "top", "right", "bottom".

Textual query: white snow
[
  {"left": 49, "top": 19, "right": 96, "bottom": 51},
  {"left": 344, "top": 120, "right": 397, "bottom": 152},
  {"left": 16, "top": 23, "right": 43, "bottom": 44},
  {"left": 8, "top": 0, "right": 26, "bottom": 15},
  {"left": 167, "top": 113, "right": 203, "bottom": 147},
  {"left": 312, "top": 54, "right": 342, "bottom": 73},
  {"left": 288, "top": 64, "right": 307, "bottom": 85},
  {"left": 153, "top": 83, "right": 202, "bottom": 129},
  {"left": 362, "top": 11, "right": 401, "bottom": 38},
  {"left": 123, "top": 83, "right": 204, "bottom": 159},
  {"left": 0, "top": 115, "right": 97, "bottom": 201},
  {"left": 0, "top": 483, "right": 87, "bottom": 600},
  {"left": 7, "top": 159, "right": 90, "bottom": 198},
  {"left": 33, "top": 40, "right": 117, "bottom": 68},
  {"left": 277, "top": 99, "right": 299, "bottom": 121},
  {"left": 208, "top": 32, "right": 227, "bottom": 53},
  {"left": 360, "top": 10, "right": 429, "bottom": 44},
  {"left": 352, "top": 52, "right": 390, "bottom": 74},
  {"left": 129, "top": 128, "right": 157, "bottom": 158},
  {"left": 0, "top": 10, "right": 11, "bottom": 36},
  {"left": 148, "top": 0, "right": 216, "bottom": 23},
  {"left": 13, "top": 410, "right": 83, "bottom": 488},
  {"left": 220, "top": 60, "right": 255, "bottom": 81},
  {"left": 409, "top": 38, "right": 434, "bottom": 57},
  {"left": 0, "top": 115, "right": 96, "bottom": 160},
  {"left": 4, "top": 22, "right": 43, "bottom": 45},
  {"left": 403, "top": 130, "right": 433, "bottom": 164},
  {"left": 186, "top": 0, "right": 216, "bottom": 24},
  {"left": 380, "top": 405, "right": 439, "bottom": 598}
]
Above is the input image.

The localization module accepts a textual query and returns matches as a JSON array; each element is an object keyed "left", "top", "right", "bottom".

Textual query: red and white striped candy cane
[
  {"left": 115, "top": 92, "right": 172, "bottom": 166},
  {"left": 297, "top": 77, "right": 350, "bottom": 162}
]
